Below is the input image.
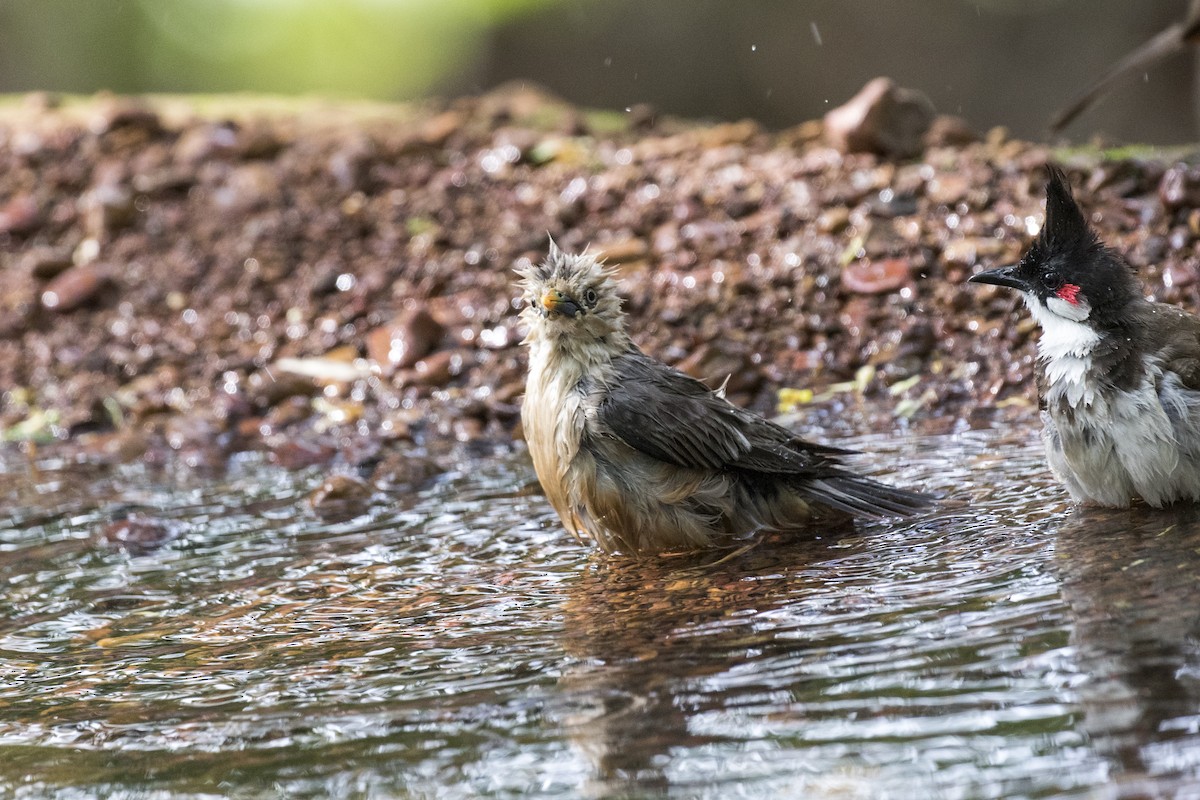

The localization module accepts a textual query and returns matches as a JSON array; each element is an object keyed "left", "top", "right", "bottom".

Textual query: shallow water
[{"left": 0, "top": 431, "right": 1199, "bottom": 799}]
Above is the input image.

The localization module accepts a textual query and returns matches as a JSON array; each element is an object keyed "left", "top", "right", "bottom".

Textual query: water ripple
[{"left": 0, "top": 432, "right": 1197, "bottom": 797}]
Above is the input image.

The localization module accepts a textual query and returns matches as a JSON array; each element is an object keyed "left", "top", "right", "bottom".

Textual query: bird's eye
[
  {"left": 1043, "top": 270, "right": 1059, "bottom": 287},
  {"left": 584, "top": 288, "right": 598, "bottom": 306}
]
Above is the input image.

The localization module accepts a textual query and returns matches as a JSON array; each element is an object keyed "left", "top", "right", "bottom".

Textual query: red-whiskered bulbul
[{"left": 971, "top": 167, "right": 1200, "bottom": 508}]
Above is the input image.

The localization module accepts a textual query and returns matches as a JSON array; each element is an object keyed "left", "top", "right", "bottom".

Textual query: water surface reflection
[{"left": 0, "top": 432, "right": 1195, "bottom": 798}]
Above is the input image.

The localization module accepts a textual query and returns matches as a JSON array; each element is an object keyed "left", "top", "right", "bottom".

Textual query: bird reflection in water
[{"left": 1056, "top": 505, "right": 1200, "bottom": 795}]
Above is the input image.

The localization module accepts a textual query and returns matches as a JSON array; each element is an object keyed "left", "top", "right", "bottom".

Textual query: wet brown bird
[
  {"left": 518, "top": 244, "right": 931, "bottom": 554},
  {"left": 1051, "top": 0, "right": 1200, "bottom": 132}
]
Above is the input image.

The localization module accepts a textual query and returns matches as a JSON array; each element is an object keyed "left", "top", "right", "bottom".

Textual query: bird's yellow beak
[{"left": 541, "top": 289, "right": 581, "bottom": 318}]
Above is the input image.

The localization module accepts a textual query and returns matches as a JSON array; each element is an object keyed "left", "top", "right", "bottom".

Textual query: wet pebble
[
  {"left": 413, "top": 349, "right": 469, "bottom": 387},
  {"left": 212, "top": 164, "right": 281, "bottom": 214},
  {"left": 419, "top": 110, "right": 464, "bottom": 147},
  {"left": 0, "top": 194, "right": 40, "bottom": 235},
  {"left": 174, "top": 122, "right": 240, "bottom": 164},
  {"left": 816, "top": 206, "right": 851, "bottom": 234},
  {"left": 924, "top": 115, "right": 979, "bottom": 148},
  {"left": 271, "top": 439, "right": 338, "bottom": 469},
  {"left": 328, "top": 136, "right": 376, "bottom": 192},
  {"left": 82, "top": 182, "right": 136, "bottom": 238},
  {"left": 599, "top": 237, "right": 650, "bottom": 263},
  {"left": 249, "top": 372, "right": 318, "bottom": 411},
  {"left": 941, "top": 237, "right": 1008, "bottom": 269},
  {"left": 22, "top": 246, "right": 74, "bottom": 280},
  {"left": 99, "top": 516, "right": 180, "bottom": 555},
  {"left": 41, "top": 263, "right": 111, "bottom": 312},
  {"left": 308, "top": 474, "right": 373, "bottom": 518},
  {"left": 366, "top": 309, "right": 446, "bottom": 373},
  {"left": 1163, "top": 262, "right": 1196, "bottom": 289},
  {"left": 89, "top": 98, "right": 162, "bottom": 136},
  {"left": 841, "top": 258, "right": 910, "bottom": 294},
  {"left": 1159, "top": 164, "right": 1200, "bottom": 210},
  {"left": 926, "top": 174, "right": 971, "bottom": 206}
]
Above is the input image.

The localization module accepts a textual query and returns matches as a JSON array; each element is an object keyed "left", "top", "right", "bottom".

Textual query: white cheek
[
  {"left": 1046, "top": 295, "right": 1091, "bottom": 322},
  {"left": 1024, "top": 291, "right": 1100, "bottom": 361}
]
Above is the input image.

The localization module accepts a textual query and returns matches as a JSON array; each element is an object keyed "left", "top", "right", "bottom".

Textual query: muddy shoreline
[{"left": 0, "top": 88, "right": 1196, "bottom": 473}]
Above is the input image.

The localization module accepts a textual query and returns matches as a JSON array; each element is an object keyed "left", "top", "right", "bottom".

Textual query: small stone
[
  {"left": 247, "top": 370, "right": 319, "bottom": 408},
  {"left": 420, "top": 110, "right": 463, "bottom": 146},
  {"left": 365, "top": 309, "right": 446, "bottom": 373},
  {"left": 269, "top": 440, "right": 336, "bottom": 469},
  {"left": 82, "top": 183, "right": 136, "bottom": 238},
  {"left": 941, "top": 238, "right": 1007, "bottom": 269},
  {"left": 90, "top": 98, "right": 163, "bottom": 136},
  {"left": 211, "top": 164, "right": 281, "bottom": 214},
  {"left": 1159, "top": 164, "right": 1200, "bottom": 210},
  {"left": 924, "top": 115, "right": 979, "bottom": 148},
  {"left": 174, "top": 122, "right": 240, "bottom": 164},
  {"left": 841, "top": 258, "right": 910, "bottom": 294},
  {"left": 1164, "top": 262, "right": 1197, "bottom": 289},
  {"left": 261, "top": 395, "right": 316, "bottom": 429},
  {"left": 308, "top": 474, "right": 373, "bottom": 515},
  {"left": 0, "top": 194, "right": 40, "bottom": 235},
  {"left": 926, "top": 174, "right": 971, "bottom": 206},
  {"left": 41, "top": 264, "right": 111, "bottom": 312},
  {"left": 824, "top": 77, "right": 936, "bottom": 159},
  {"left": 598, "top": 237, "right": 648, "bottom": 263},
  {"left": 413, "top": 349, "right": 463, "bottom": 387},
  {"left": 328, "top": 136, "right": 376, "bottom": 192},
  {"left": 99, "top": 516, "right": 179, "bottom": 555},
  {"left": 816, "top": 206, "right": 851, "bottom": 234},
  {"left": 22, "top": 247, "right": 74, "bottom": 280}
]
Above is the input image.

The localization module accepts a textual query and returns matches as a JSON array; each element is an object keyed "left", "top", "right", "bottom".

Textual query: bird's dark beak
[
  {"left": 542, "top": 289, "right": 582, "bottom": 318},
  {"left": 968, "top": 265, "right": 1030, "bottom": 292}
]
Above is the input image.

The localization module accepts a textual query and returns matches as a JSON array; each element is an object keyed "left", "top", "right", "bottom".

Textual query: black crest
[{"left": 1038, "top": 166, "right": 1099, "bottom": 258}]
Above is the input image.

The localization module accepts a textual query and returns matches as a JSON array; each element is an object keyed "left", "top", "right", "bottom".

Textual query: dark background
[{"left": 0, "top": 0, "right": 1196, "bottom": 143}]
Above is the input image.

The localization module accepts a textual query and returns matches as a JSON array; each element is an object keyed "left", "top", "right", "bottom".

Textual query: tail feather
[{"left": 804, "top": 475, "right": 933, "bottom": 519}]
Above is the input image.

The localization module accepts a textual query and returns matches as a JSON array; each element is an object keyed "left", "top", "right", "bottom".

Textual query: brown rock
[
  {"left": 366, "top": 309, "right": 446, "bottom": 373},
  {"left": 212, "top": 164, "right": 281, "bottom": 214},
  {"left": 1164, "top": 261, "right": 1197, "bottom": 289},
  {"left": 841, "top": 258, "right": 910, "bottom": 294},
  {"left": 41, "top": 264, "right": 111, "bottom": 312},
  {"left": 82, "top": 183, "right": 136, "bottom": 238},
  {"left": 413, "top": 349, "right": 468, "bottom": 387},
  {"left": 174, "top": 122, "right": 240, "bottom": 164},
  {"left": 941, "top": 237, "right": 1008, "bottom": 269},
  {"left": 816, "top": 206, "right": 851, "bottom": 234},
  {"left": 22, "top": 247, "right": 74, "bottom": 280},
  {"left": 89, "top": 98, "right": 163, "bottom": 136},
  {"left": 419, "top": 110, "right": 464, "bottom": 147},
  {"left": 598, "top": 237, "right": 649, "bottom": 263},
  {"left": 328, "top": 136, "right": 376, "bottom": 192},
  {"left": 99, "top": 516, "right": 179, "bottom": 555},
  {"left": 269, "top": 439, "right": 336, "bottom": 469},
  {"left": 308, "top": 474, "right": 372, "bottom": 519},
  {"left": 824, "top": 77, "right": 936, "bottom": 159},
  {"left": 924, "top": 115, "right": 979, "bottom": 148},
  {"left": 1159, "top": 164, "right": 1200, "bottom": 210},
  {"left": 247, "top": 370, "right": 319, "bottom": 408},
  {"left": 926, "top": 174, "right": 971, "bottom": 206},
  {"left": 0, "top": 194, "right": 40, "bottom": 235}
]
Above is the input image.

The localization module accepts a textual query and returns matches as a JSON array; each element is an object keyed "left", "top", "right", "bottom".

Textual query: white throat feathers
[{"left": 1024, "top": 291, "right": 1100, "bottom": 407}]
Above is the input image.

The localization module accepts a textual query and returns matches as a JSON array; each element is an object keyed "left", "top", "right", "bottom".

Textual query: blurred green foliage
[{"left": 0, "top": 0, "right": 553, "bottom": 99}]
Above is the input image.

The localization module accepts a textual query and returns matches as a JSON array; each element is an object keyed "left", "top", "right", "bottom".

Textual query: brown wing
[
  {"left": 596, "top": 348, "right": 849, "bottom": 476},
  {"left": 1138, "top": 303, "right": 1200, "bottom": 392}
]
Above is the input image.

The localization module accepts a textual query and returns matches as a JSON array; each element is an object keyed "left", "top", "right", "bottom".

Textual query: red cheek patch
[{"left": 1056, "top": 283, "right": 1082, "bottom": 305}]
